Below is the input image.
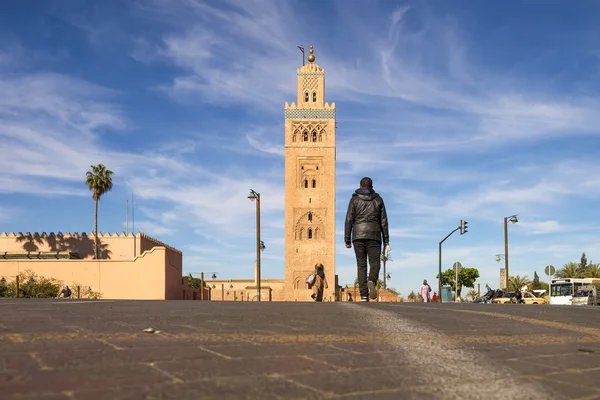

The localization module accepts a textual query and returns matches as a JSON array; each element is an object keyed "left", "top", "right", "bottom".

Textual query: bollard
[
  {"left": 16, "top": 276, "right": 19, "bottom": 298},
  {"left": 77, "top": 286, "right": 81, "bottom": 299}
]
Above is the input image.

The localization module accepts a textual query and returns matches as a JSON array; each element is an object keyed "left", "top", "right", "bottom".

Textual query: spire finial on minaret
[{"left": 307, "top": 44, "right": 315, "bottom": 63}]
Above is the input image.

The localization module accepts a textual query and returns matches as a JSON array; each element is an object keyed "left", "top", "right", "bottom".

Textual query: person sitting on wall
[
  {"left": 311, "top": 264, "right": 329, "bottom": 302},
  {"left": 59, "top": 286, "right": 72, "bottom": 299}
]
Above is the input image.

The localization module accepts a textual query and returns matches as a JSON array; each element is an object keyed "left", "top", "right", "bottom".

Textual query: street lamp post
[
  {"left": 189, "top": 272, "right": 218, "bottom": 300},
  {"left": 503, "top": 214, "right": 518, "bottom": 290},
  {"left": 248, "top": 189, "right": 261, "bottom": 302}
]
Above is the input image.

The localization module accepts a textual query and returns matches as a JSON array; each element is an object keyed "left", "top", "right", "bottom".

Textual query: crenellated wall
[
  {"left": 0, "top": 231, "right": 182, "bottom": 261},
  {"left": 0, "top": 231, "right": 191, "bottom": 300}
]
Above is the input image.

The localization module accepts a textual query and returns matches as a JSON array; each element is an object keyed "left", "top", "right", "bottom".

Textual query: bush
[{"left": 4, "top": 270, "right": 63, "bottom": 298}]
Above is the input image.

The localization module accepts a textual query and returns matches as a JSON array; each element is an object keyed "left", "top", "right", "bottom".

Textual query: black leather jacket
[{"left": 344, "top": 188, "right": 389, "bottom": 244}]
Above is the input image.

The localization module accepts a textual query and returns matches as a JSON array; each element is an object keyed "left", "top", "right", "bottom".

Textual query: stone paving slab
[{"left": 1, "top": 299, "right": 600, "bottom": 399}]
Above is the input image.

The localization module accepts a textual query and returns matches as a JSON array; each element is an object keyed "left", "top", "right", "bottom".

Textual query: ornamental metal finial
[{"left": 307, "top": 44, "right": 315, "bottom": 63}]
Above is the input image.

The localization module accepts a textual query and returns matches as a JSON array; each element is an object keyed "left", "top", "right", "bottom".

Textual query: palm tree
[
  {"left": 555, "top": 262, "right": 584, "bottom": 279},
  {"left": 467, "top": 289, "right": 478, "bottom": 301},
  {"left": 585, "top": 263, "right": 600, "bottom": 278},
  {"left": 508, "top": 275, "right": 530, "bottom": 291},
  {"left": 407, "top": 291, "right": 417, "bottom": 302},
  {"left": 86, "top": 164, "right": 114, "bottom": 259}
]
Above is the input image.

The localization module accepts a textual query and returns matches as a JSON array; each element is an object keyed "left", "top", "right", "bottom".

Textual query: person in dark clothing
[
  {"left": 344, "top": 177, "right": 390, "bottom": 302},
  {"left": 60, "top": 286, "right": 72, "bottom": 298}
]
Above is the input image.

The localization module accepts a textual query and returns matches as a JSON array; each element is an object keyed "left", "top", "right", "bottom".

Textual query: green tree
[
  {"left": 86, "top": 164, "right": 114, "bottom": 259},
  {"left": 184, "top": 274, "right": 207, "bottom": 289},
  {"left": 556, "top": 262, "right": 585, "bottom": 278},
  {"left": 586, "top": 264, "right": 600, "bottom": 278},
  {"left": 508, "top": 275, "right": 530, "bottom": 291},
  {"left": 580, "top": 252, "right": 588, "bottom": 271},
  {"left": 436, "top": 267, "right": 480, "bottom": 294},
  {"left": 532, "top": 271, "right": 541, "bottom": 290},
  {"left": 407, "top": 291, "right": 417, "bottom": 301}
]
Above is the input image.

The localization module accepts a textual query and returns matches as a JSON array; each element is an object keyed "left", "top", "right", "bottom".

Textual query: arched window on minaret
[
  {"left": 312, "top": 132, "right": 317, "bottom": 142},
  {"left": 312, "top": 179, "right": 316, "bottom": 188},
  {"left": 303, "top": 131, "right": 308, "bottom": 141},
  {"left": 308, "top": 212, "right": 312, "bottom": 222},
  {"left": 308, "top": 228, "right": 313, "bottom": 239},
  {"left": 304, "top": 92, "right": 309, "bottom": 102},
  {"left": 304, "top": 179, "right": 308, "bottom": 188},
  {"left": 312, "top": 91, "right": 317, "bottom": 102},
  {"left": 319, "top": 129, "right": 325, "bottom": 142}
]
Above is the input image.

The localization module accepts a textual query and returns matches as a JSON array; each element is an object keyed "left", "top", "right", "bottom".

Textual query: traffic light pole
[
  {"left": 438, "top": 220, "right": 467, "bottom": 303},
  {"left": 439, "top": 227, "right": 460, "bottom": 302}
]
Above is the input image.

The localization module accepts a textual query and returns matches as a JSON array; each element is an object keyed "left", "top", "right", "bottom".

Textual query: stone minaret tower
[{"left": 283, "top": 44, "right": 337, "bottom": 301}]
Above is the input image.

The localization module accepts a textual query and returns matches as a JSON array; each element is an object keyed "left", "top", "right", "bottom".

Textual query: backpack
[{"left": 306, "top": 273, "right": 316, "bottom": 286}]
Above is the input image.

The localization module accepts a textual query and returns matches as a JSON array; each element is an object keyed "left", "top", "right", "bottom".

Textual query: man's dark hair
[{"left": 360, "top": 177, "right": 373, "bottom": 188}]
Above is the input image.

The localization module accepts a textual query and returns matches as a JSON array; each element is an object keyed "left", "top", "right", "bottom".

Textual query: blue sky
[{"left": 1, "top": 0, "right": 600, "bottom": 297}]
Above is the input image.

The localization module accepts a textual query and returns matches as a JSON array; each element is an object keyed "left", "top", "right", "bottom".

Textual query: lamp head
[
  {"left": 248, "top": 189, "right": 258, "bottom": 202},
  {"left": 495, "top": 255, "right": 502, "bottom": 262},
  {"left": 509, "top": 215, "right": 518, "bottom": 224},
  {"left": 211, "top": 273, "right": 217, "bottom": 279}
]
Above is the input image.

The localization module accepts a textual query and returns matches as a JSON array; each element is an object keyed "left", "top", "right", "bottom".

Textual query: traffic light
[{"left": 460, "top": 219, "right": 468, "bottom": 235}]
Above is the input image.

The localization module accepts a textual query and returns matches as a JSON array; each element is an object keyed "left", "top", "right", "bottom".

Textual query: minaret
[{"left": 283, "top": 44, "right": 337, "bottom": 301}]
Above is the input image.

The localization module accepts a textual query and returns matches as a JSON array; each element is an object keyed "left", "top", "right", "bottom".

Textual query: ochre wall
[{"left": 0, "top": 231, "right": 196, "bottom": 300}]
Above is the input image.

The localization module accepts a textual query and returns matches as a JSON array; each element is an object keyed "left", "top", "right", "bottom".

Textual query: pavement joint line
[
  {"left": 145, "top": 362, "right": 184, "bottom": 384},
  {"left": 95, "top": 338, "right": 125, "bottom": 351},
  {"left": 267, "top": 373, "right": 331, "bottom": 397},
  {"left": 194, "top": 345, "right": 236, "bottom": 360},
  {"left": 28, "top": 352, "right": 53, "bottom": 371},
  {"left": 297, "top": 354, "right": 341, "bottom": 370},
  {"left": 315, "top": 343, "right": 362, "bottom": 354}
]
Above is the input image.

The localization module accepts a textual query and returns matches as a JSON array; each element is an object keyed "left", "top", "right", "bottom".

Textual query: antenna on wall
[
  {"left": 126, "top": 199, "right": 129, "bottom": 235},
  {"left": 132, "top": 191, "right": 136, "bottom": 257},
  {"left": 297, "top": 45, "right": 305, "bottom": 66}
]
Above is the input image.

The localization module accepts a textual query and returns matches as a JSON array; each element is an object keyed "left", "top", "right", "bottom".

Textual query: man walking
[{"left": 344, "top": 177, "right": 390, "bottom": 302}]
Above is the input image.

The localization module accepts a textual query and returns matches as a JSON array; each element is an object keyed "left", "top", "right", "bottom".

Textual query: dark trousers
[{"left": 353, "top": 239, "right": 382, "bottom": 298}]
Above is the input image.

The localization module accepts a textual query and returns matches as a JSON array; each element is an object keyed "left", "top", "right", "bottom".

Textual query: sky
[{"left": 1, "top": 0, "right": 600, "bottom": 297}]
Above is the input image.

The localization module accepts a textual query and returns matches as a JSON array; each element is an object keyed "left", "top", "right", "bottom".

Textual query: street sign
[
  {"left": 545, "top": 265, "right": 555, "bottom": 276},
  {"left": 453, "top": 262, "right": 462, "bottom": 273}
]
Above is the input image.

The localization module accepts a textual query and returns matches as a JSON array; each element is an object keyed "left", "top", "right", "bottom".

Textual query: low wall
[{"left": 0, "top": 247, "right": 171, "bottom": 300}]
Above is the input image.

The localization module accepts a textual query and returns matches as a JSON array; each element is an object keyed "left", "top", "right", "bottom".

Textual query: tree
[
  {"left": 436, "top": 267, "right": 480, "bottom": 294},
  {"left": 586, "top": 264, "right": 600, "bottom": 278},
  {"left": 86, "top": 164, "right": 114, "bottom": 259},
  {"left": 556, "top": 262, "right": 585, "bottom": 279},
  {"left": 508, "top": 275, "right": 530, "bottom": 291},
  {"left": 407, "top": 291, "right": 417, "bottom": 301},
  {"left": 580, "top": 252, "right": 588, "bottom": 271},
  {"left": 381, "top": 252, "right": 392, "bottom": 289},
  {"left": 532, "top": 271, "right": 541, "bottom": 290},
  {"left": 467, "top": 289, "right": 478, "bottom": 301}
]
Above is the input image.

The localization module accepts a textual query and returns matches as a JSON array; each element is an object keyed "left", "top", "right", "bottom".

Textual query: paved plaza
[{"left": 1, "top": 299, "right": 600, "bottom": 400}]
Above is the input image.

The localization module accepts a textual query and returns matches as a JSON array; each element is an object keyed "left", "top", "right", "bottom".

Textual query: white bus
[{"left": 550, "top": 278, "right": 600, "bottom": 305}]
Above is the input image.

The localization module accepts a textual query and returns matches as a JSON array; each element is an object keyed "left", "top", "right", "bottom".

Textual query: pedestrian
[
  {"left": 344, "top": 177, "right": 390, "bottom": 302},
  {"left": 311, "top": 263, "right": 328, "bottom": 302},
  {"left": 421, "top": 279, "right": 431, "bottom": 302},
  {"left": 431, "top": 292, "right": 438, "bottom": 302}
]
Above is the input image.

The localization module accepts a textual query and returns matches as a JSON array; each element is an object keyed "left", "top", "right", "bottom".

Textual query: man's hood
[{"left": 352, "top": 187, "right": 380, "bottom": 201}]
